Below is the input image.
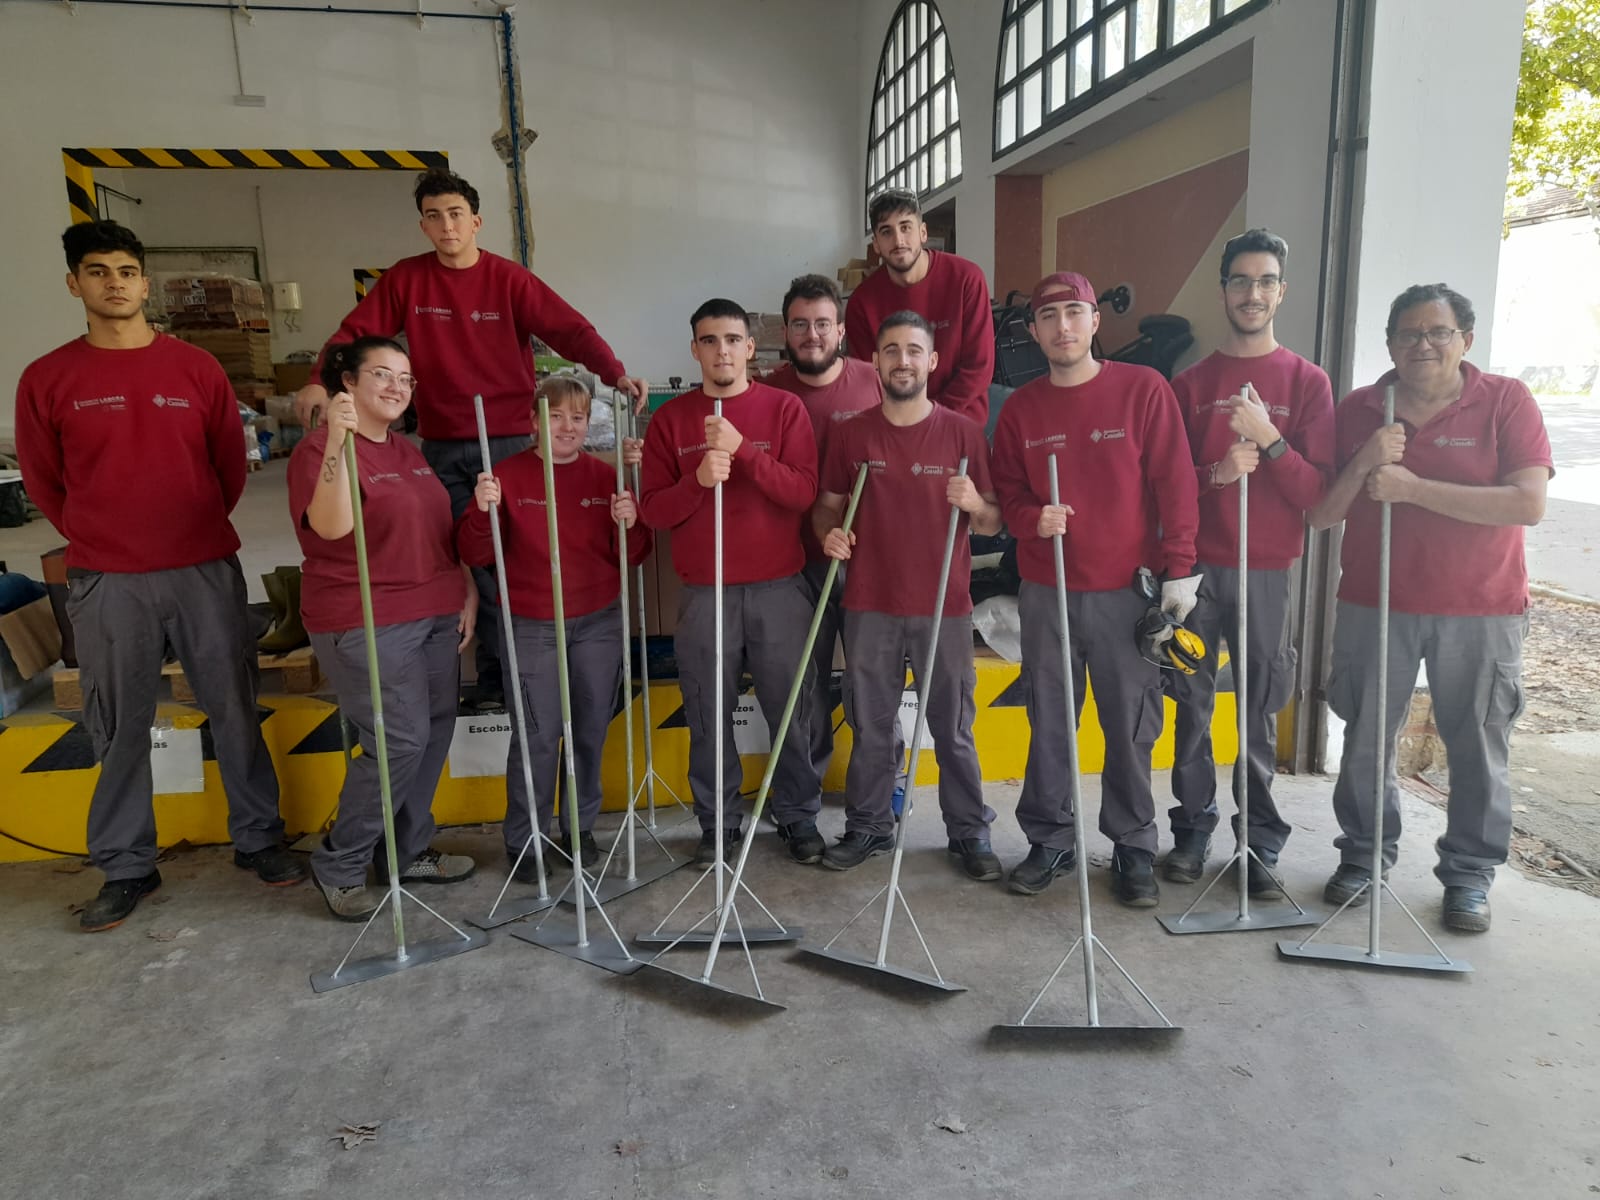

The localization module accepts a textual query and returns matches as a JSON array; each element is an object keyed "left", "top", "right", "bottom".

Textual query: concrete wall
[
  {"left": 0, "top": 0, "right": 862, "bottom": 438},
  {"left": 1492, "top": 216, "right": 1600, "bottom": 384}
]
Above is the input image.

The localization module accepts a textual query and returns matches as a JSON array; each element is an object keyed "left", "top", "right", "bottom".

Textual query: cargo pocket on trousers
[
  {"left": 1265, "top": 646, "right": 1298, "bottom": 715},
  {"left": 1326, "top": 650, "right": 1356, "bottom": 723},
  {"left": 1133, "top": 686, "right": 1164, "bottom": 750},
  {"left": 1485, "top": 660, "right": 1525, "bottom": 731}
]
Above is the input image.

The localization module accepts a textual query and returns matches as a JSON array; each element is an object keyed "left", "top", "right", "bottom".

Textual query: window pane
[
  {"left": 934, "top": 84, "right": 948, "bottom": 134},
  {"left": 1101, "top": 9, "right": 1126, "bottom": 78},
  {"left": 934, "top": 31, "right": 948, "bottom": 80},
  {"left": 1021, "top": 69, "right": 1043, "bottom": 135},
  {"left": 1134, "top": 0, "right": 1159, "bottom": 57},
  {"left": 1172, "top": 0, "right": 1210, "bottom": 43},
  {"left": 1049, "top": 50, "right": 1068, "bottom": 111},
  {"left": 1000, "top": 24, "right": 1017, "bottom": 84},
  {"left": 1224, "top": 0, "right": 1251, "bottom": 10},
  {"left": 1071, "top": 0, "right": 1092, "bottom": 29},
  {"left": 1049, "top": 0, "right": 1069, "bottom": 46},
  {"left": 950, "top": 136, "right": 962, "bottom": 179},
  {"left": 949, "top": 84, "right": 960, "bottom": 122},
  {"left": 918, "top": 150, "right": 930, "bottom": 192},
  {"left": 933, "top": 139, "right": 948, "bottom": 188},
  {"left": 999, "top": 89, "right": 1017, "bottom": 149},
  {"left": 1072, "top": 32, "right": 1093, "bottom": 97},
  {"left": 1021, "top": 1, "right": 1043, "bottom": 67}
]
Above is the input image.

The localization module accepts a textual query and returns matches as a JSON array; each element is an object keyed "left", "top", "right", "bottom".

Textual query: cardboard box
[{"left": 274, "top": 362, "right": 314, "bottom": 395}]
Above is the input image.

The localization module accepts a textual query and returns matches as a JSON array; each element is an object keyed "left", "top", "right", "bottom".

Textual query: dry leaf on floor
[
  {"left": 155, "top": 839, "right": 195, "bottom": 863},
  {"left": 331, "top": 1122, "right": 380, "bottom": 1150},
  {"left": 933, "top": 1115, "right": 967, "bottom": 1135},
  {"left": 824, "top": 1166, "right": 849, "bottom": 1180},
  {"left": 148, "top": 930, "right": 177, "bottom": 942},
  {"left": 1457, "top": 1153, "right": 1485, "bottom": 1164},
  {"left": 1229, "top": 1064, "right": 1253, "bottom": 1078},
  {"left": 614, "top": 1139, "right": 643, "bottom": 1157}
]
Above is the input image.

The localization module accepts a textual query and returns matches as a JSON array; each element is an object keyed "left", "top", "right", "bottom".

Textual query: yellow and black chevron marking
[
  {"left": 62, "top": 147, "right": 449, "bottom": 224},
  {"left": 353, "top": 268, "right": 386, "bottom": 300},
  {"left": 1, "top": 662, "right": 1237, "bottom": 863}
]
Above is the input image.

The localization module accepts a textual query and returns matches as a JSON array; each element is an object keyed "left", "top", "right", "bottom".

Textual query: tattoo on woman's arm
[{"left": 322, "top": 454, "right": 339, "bottom": 483}]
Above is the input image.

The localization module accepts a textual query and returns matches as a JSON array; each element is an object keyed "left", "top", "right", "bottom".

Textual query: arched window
[
  {"left": 866, "top": 0, "right": 963, "bottom": 217},
  {"left": 994, "top": 0, "right": 1267, "bottom": 156}
]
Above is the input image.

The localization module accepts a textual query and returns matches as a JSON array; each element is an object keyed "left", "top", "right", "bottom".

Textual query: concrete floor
[{"left": 4, "top": 773, "right": 1596, "bottom": 1199}]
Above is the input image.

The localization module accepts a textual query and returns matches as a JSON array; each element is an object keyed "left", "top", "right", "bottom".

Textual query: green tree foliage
[{"left": 1510, "top": 0, "right": 1600, "bottom": 219}]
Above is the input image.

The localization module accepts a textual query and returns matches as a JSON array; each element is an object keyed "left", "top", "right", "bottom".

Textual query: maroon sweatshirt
[
  {"left": 638, "top": 381, "right": 817, "bottom": 586},
  {"left": 455, "top": 449, "right": 652, "bottom": 621},
  {"left": 844, "top": 250, "right": 994, "bottom": 427},
  {"left": 312, "top": 251, "right": 627, "bottom": 441},
  {"left": 1172, "top": 347, "right": 1334, "bottom": 570},
  {"left": 16, "top": 334, "right": 245, "bottom": 573},
  {"left": 991, "top": 361, "right": 1198, "bottom": 592}
]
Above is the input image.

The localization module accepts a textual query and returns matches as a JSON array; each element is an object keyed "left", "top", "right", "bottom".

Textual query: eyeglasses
[
  {"left": 1223, "top": 274, "right": 1282, "bottom": 295},
  {"left": 361, "top": 366, "right": 418, "bottom": 392},
  {"left": 787, "top": 319, "right": 837, "bottom": 336},
  {"left": 1389, "top": 327, "right": 1465, "bottom": 349}
]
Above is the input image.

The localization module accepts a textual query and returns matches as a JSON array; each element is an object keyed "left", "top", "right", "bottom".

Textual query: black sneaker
[
  {"left": 821, "top": 830, "right": 895, "bottom": 870},
  {"left": 1245, "top": 851, "right": 1285, "bottom": 901},
  {"left": 463, "top": 682, "right": 505, "bottom": 713},
  {"left": 1323, "top": 863, "right": 1385, "bottom": 907},
  {"left": 509, "top": 846, "right": 554, "bottom": 885},
  {"left": 1110, "top": 846, "right": 1160, "bottom": 908},
  {"left": 1162, "top": 829, "right": 1211, "bottom": 884},
  {"left": 234, "top": 844, "right": 307, "bottom": 886},
  {"left": 1006, "top": 844, "right": 1075, "bottom": 895},
  {"left": 777, "top": 820, "right": 826, "bottom": 865},
  {"left": 79, "top": 871, "right": 162, "bottom": 932},
  {"left": 694, "top": 828, "right": 743, "bottom": 870},
  {"left": 1441, "top": 885, "right": 1491, "bottom": 933},
  {"left": 947, "top": 837, "right": 1003, "bottom": 882},
  {"left": 578, "top": 831, "right": 602, "bottom": 869}
]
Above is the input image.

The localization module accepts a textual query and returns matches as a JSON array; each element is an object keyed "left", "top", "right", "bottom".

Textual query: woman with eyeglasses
[{"left": 287, "top": 336, "right": 480, "bottom": 920}]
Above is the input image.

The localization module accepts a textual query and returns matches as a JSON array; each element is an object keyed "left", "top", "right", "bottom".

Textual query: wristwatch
[{"left": 1263, "top": 437, "right": 1289, "bottom": 461}]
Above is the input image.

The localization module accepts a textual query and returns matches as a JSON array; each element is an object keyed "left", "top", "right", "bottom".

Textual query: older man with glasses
[{"left": 1309, "top": 283, "right": 1553, "bottom": 933}]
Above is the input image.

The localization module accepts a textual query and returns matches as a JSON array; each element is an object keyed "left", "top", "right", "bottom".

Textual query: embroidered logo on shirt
[
  {"left": 1089, "top": 428, "right": 1126, "bottom": 443},
  {"left": 150, "top": 393, "right": 191, "bottom": 409},
  {"left": 909, "top": 462, "right": 950, "bottom": 477},
  {"left": 74, "top": 394, "right": 127, "bottom": 411},
  {"left": 1433, "top": 435, "right": 1477, "bottom": 448},
  {"left": 577, "top": 495, "right": 610, "bottom": 509},
  {"left": 677, "top": 441, "right": 710, "bottom": 456},
  {"left": 411, "top": 468, "right": 435, "bottom": 477},
  {"left": 1024, "top": 433, "right": 1066, "bottom": 450},
  {"left": 469, "top": 310, "right": 502, "bottom": 323},
  {"left": 367, "top": 472, "right": 402, "bottom": 484},
  {"left": 415, "top": 305, "right": 453, "bottom": 318},
  {"left": 516, "top": 497, "right": 547, "bottom": 508}
]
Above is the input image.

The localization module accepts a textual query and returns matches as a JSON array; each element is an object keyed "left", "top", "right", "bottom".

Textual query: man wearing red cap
[
  {"left": 844, "top": 189, "right": 995, "bottom": 428},
  {"left": 991, "top": 272, "right": 1199, "bottom": 905}
]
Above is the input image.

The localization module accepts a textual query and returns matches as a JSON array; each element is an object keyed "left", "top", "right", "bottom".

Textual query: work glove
[{"left": 1160, "top": 574, "right": 1203, "bottom": 623}]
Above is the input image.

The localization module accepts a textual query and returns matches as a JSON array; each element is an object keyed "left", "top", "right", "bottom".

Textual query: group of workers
[{"left": 15, "top": 168, "right": 1550, "bottom": 941}]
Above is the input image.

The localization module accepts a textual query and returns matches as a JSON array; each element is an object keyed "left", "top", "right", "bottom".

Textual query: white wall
[
  {"left": 0, "top": 0, "right": 862, "bottom": 437},
  {"left": 1492, "top": 216, "right": 1600, "bottom": 375}
]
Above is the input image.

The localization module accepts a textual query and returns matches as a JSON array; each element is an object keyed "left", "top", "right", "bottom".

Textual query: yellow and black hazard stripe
[
  {"left": 62, "top": 147, "right": 449, "bottom": 224},
  {"left": 353, "top": 268, "right": 387, "bottom": 300}
]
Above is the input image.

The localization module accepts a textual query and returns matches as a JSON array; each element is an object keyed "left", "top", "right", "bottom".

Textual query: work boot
[
  {"left": 1245, "top": 849, "right": 1285, "bottom": 901},
  {"left": 821, "top": 830, "right": 895, "bottom": 871},
  {"left": 234, "top": 844, "right": 307, "bottom": 886},
  {"left": 578, "top": 830, "right": 602, "bottom": 869},
  {"left": 777, "top": 820, "right": 826, "bottom": 865},
  {"left": 259, "top": 566, "right": 309, "bottom": 653},
  {"left": 1441, "top": 886, "right": 1491, "bottom": 933},
  {"left": 390, "top": 847, "right": 476, "bottom": 884},
  {"left": 1323, "top": 862, "right": 1385, "bottom": 908},
  {"left": 79, "top": 871, "right": 162, "bottom": 932},
  {"left": 1006, "top": 844, "right": 1075, "bottom": 896},
  {"left": 509, "top": 842, "right": 557, "bottom": 885},
  {"left": 1162, "top": 829, "right": 1211, "bottom": 884},
  {"left": 694, "top": 828, "right": 742, "bottom": 870},
  {"left": 314, "top": 874, "right": 383, "bottom": 922},
  {"left": 947, "top": 837, "right": 1003, "bottom": 882},
  {"left": 1110, "top": 846, "right": 1160, "bottom": 908},
  {"left": 258, "top": 570, "right": 287, "bottom": 651}
]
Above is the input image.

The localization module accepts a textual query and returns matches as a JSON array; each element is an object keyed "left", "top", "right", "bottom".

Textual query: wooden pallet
[{"left": 51, "top": 645, "right": 321, "bottom": 709}]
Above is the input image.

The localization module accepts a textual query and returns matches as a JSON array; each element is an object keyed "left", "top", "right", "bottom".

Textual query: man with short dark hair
[
  {"left": 1162, "top": 229, "right": 1334, "bottom": 895},
  {"left": 814, "top": 311, "right": 1003, "bottom": 877},
  {"left": 16, "top": 221, "right": 303, "bottom": 931},
  {"left": 765, "top": 273, "right": 884, "bottom": 777},
  {"left": 638, "top": 299, "right": 823, "bottom": 867},
  {"left": 844, "top": 189, "right": 995, "bottom": 428},
  {"left": 295, "top": 168, "right": 648, "bottom": 710},
  {"left": 1310, "top": 282, "right": 1551, "bottom": 934},
  {"left": 991, "top": 272, "right": 1199, "bottom": 906}
]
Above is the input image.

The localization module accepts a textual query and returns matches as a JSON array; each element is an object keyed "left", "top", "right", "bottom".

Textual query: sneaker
[
  {"left": 1006, "top": 844, "right": 1075, "bottom": 895},
  {"left": 1441, "top": 885, "right": 1491, "bottom": 933},
  {"left": 947, "top": 837, "right": 1003, "bottom": 882},
  {"left": 79, "top": 871, "right": 162, "bottom": 932},
  {"left": 544, "top": 831, "right": 600, "bottom": 870},
  {"left": 509, "top": 847, "right": 554, "bottom": 886},
  {"left": 1323, "top": 862, "right": 1385, "bottom": 908},
  {"left": 777, "top": 820, "right": 826, "bottom": 865},
  {"left": 1245, "top": 851, "right": 1285, "bottom": 901},
  {"left": 1162, "top": 829, "right": 1211, "bottom": 884},
  {"left": 693, "top": 828, "right": 743, "bottom": 870},
  {"left": 233, "top": 844, "right": 307, "bottom": 886},
  {"left": 821, "top": 830, "right": 896, "bottom": 871},
  {"left": 1110, "top": 846, "right": 1160, "bottom": 908},
  {"left": 463, "top": 682, "right": 505, "bottom": 713},
  {"left": 578, "top": 831, "right": 602, "bottom": 869},
  {"left": 315, "top": 875, "right": 384, "bottom": 922},
  {"left": 393, "top": 848, "right": 476, "bottom": 884}
]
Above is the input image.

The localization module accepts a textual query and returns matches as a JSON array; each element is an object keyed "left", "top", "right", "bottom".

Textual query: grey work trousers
[
  {"left": 503, "top": 603, "right": 624, "bottom": 852},
  {"left": 422, "top": 434, "right": 533, "bottom": 691},
  {"left": 675, "top": 575, "right": 821, "bottom": 832},
  {"left": 1015, "top": 581, "right": 1163, "bottom": 854},
  {"left": 310, "top": 613, "right": 459, "bottom": 886},
  {"left": 1164, "top": 564, "right": 1296, "bottom": 854},
  {"left": 841, "top": 609, "right": 994, "bottom": 840},
  {"left": 1328, "top": 603, "right": 1526, "bottom": 891},
  {"left": 65, "top": 556, "right": 284, "bottom": 880}
]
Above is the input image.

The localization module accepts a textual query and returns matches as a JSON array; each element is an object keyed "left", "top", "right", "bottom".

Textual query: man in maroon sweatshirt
[
  {"left": 639, "top": 299, "right": 821, "bottom": 868},
  {"left": 1163, "top": 229, "right": 1334, "bottom": 894},
  {"left": 991, "top": 272, "right": 1200, "bottom": 907},
  {"left": 844, "top": 189, "right": 995, "bottom": 428},
  {"left": 294, "top": 168, "right": 648, "bottom": 711},
  {"left": 15, "top": 221, "right": 303, "bottom": 932}
]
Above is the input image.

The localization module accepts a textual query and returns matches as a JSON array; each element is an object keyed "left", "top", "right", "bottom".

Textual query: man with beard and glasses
[
  {"left": 844, "top": 189, "right": 995, "bottom": 428},
  {"left": 813, "top": 311, "right": 1003, "bottom": 879},
  {"left": 764, "top": 274, "right": 884, "bottom": 781},
  {"left": 638, "top": 298, "right": 823, "bottom": 868},
  {"left": 1161, "top": 229, "right": 1334, "bottom": 895},
  {"left": 991, "top": 273, "right": 1198, "bottom": 906}
]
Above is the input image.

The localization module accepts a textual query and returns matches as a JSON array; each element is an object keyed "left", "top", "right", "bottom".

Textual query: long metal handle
[
  {"left": 1370, "top": 383, "right": 1396, "bottom": 954},
  {"left": 612, "top": 391, "right": 638, "bottom": 879},
  {"left": 712, "top": 397, "right": 725, "bottom": 908},
  {"left": 1236, "top": 387, "right": 1250, "bottom": 919},
  {"left": 625, "top": 404, "right": 659, "bottom": 824},
  {"left": 343, "top": 433, "right": 406, "bottom": 957},
  {"left": 1048, "top": 455, "right": 1095, "bottom": 1023}
]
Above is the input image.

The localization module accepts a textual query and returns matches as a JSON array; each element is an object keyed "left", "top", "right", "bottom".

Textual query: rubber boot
[
  {"left": 257, "top": 570, "right": 289, "bottom": 652},
  {"left": 259, "top": 566, "right": 309, "bottom": 653}
]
